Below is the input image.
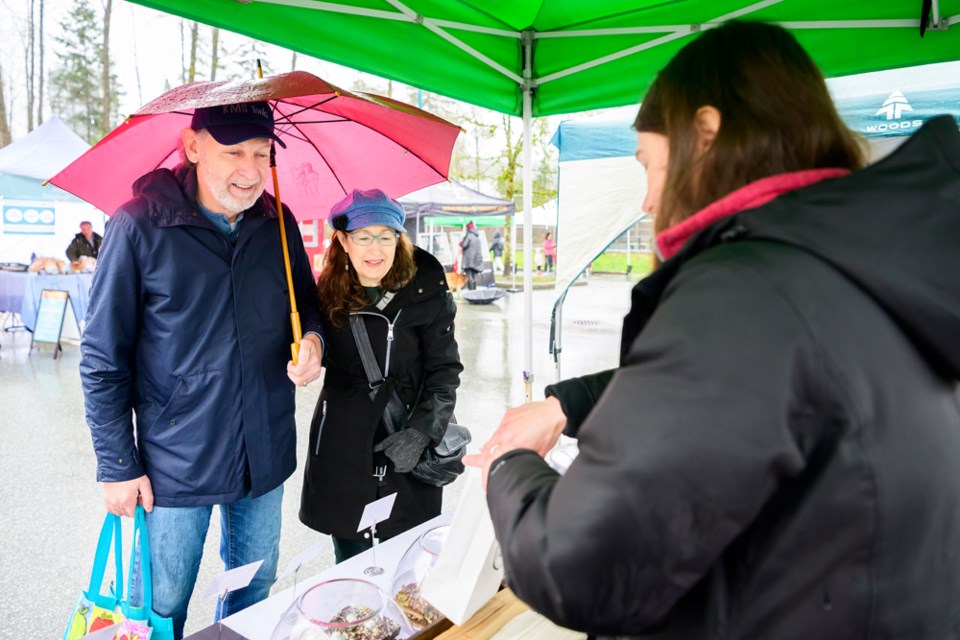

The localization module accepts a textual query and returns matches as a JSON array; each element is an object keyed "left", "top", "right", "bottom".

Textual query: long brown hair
[
  {"left": 317, "top": 231, "right": 417, "bottom": 326},
  {"left": 635, "top": 21, "right": 865, "bottom": 236}
]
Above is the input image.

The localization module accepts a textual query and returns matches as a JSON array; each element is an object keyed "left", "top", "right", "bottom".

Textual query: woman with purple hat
[{"left": 299, "top": 188, "right": 464, "bottom": 562}]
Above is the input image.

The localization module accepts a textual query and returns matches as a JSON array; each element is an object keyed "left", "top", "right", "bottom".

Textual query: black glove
[{"left": 374, "top": 429, "right": 431, "bottom": 473}]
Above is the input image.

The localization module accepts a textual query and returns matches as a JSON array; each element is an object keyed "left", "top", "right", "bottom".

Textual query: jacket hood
[
  {"left": 733, "top": 115, "right": 960, "bottom": 378},
  {"left": 406, "top": 246, "right": 450, "bottom": 298},
  {"left": 129, "top": 165, "right": 277, "bottom": 223}
]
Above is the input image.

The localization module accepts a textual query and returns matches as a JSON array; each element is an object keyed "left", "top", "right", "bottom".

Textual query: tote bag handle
[
  {"left": 122, "top": 505, "right": 155, "bottom": 617},
  {"left": 87, "top": 513, "right": 124, "bottom": 601}
]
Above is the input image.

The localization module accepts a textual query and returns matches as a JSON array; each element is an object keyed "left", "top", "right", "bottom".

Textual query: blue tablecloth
[
  {"left": 18, "top": 273, "right": 94, "bottom": 332},
  {"left": 0, "top": 271, "right": 29, "bottom": 314}
]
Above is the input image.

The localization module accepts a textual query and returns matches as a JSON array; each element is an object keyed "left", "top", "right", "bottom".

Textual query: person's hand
[
  {"left": 287, "top": 333, "right": 323, "bottom": 387},
  {"left": 464, "top": 396, "right": 567, "bottom": 488},
  {"left": 374, "top": 429, "right": 431, "bottom": 473},
  {"left": 104, "top": 475, "right": 154, "bottom": 517}
]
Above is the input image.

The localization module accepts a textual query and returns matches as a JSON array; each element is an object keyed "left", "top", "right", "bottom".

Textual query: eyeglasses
[{"left": 347, "top": 231, "right": 400, "bottom": 247}]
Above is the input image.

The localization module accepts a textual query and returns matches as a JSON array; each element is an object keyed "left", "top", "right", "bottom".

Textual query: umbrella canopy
[
  {"left": 49, "top": 71, "right": 461, "bottom": 219},
  {"left": 127, "top": 1, "right": 960, "bottom": 117}
]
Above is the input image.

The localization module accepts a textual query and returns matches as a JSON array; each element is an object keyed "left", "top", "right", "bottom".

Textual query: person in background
[
  {"left": 490, "top": 229, "right": 505, "bottom": 274},
  {"left": 66, "top": 220, "right": 103, "bottom": 262},
  {"left": 459, "top": 220, "right": 483, "bottom": 290},
  {"left": 300, "top": 188, "right": 462, "bottom": 563},
  {"left": 543, "top": 231, "right": 556, "bottom": 273},
  {"left": 80, "top": 101, "right": 324, "bottom": 638},
  {"left": 466, "top": 20, "right": 960, "bottom": 639}
]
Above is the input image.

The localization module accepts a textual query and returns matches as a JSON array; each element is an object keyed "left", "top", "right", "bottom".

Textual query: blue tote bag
[{"left": 63, "top": 513, "right": 125, "bottom": 639}]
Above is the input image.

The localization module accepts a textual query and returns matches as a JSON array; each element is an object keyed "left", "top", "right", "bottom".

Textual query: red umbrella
[
  {"left": 49, "top": 70, "right": 461, "bottom": 221},
  {"left": 49, "top": 71, "right": 461, "bottom": 362}
]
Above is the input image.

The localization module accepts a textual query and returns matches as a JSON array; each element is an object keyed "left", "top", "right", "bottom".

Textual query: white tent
[
  {"left": 548, "top": 107, "right": 643, "bottom": 297},
  {"left": 0, "top": 117, "right": 100, "bottom": 263},
  {"left": 528, "top": 200, "right": 558, "bottom": 227},
  {"left": 0, "top": 116, "right": 90, "bottom": 182}
]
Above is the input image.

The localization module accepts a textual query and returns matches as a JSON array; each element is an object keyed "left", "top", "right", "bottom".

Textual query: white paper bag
[{"left": 420, "top": 468, "right": 504, "bottom": 625}]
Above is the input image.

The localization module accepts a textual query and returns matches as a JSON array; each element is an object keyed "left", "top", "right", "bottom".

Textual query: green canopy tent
[{"left": 127, "top": 0, "right": 960, "bottom": 394}]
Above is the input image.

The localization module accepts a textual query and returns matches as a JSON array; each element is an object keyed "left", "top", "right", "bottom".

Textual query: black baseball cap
[{"left": 190, "top": 101, "right": 287, "bottom": 148}]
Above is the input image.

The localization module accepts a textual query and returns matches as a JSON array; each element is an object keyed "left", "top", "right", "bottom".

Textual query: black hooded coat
[
  {"left": 486, "top": 116, "right": 960, "bottom": 639},
  {"left": 300, "top": 247, "right": 462, "bottom": 539}
]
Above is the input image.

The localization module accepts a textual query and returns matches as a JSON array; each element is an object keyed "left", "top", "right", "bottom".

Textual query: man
[
  {"left": 459, "top": 220, "right": 483, "bottom": 290},
  {"left": 65, "top": 220, "right": 103, "bottom": 262},
  {"left": 80, "top": 101, "right": 323, "bottom": 638}
]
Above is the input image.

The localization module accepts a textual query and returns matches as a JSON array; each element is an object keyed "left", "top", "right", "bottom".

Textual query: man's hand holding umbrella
[{"left": 288, "top": 333, "right": 323, "bottom": 387}]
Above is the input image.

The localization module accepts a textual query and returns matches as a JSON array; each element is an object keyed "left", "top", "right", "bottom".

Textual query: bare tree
[
  {"left": 179, "top": 20, "right": 186, "bottom": 83},
  {"left": 25, "top": 0, "right": 35, "bottom": 131},
  {"left": 187, "top": 21, "right": 199, "bottom": 82},
  {"left": 0, "top": 63, "right": 12, "bottom": 146},
  {"left": 497, "top": 116, "right": 522, "bottom": 275},
  {"left": 130, "top": 3, "right": 143, "bottom": 105},
  {"left": 36, "top": 0, "right": 44, "bottom": 125},
  {"left": 100, "top": 0, "right": 112, "bottom": 134},
  {"left": 210, "top": 27, "right": 220, "bottom": 81}
]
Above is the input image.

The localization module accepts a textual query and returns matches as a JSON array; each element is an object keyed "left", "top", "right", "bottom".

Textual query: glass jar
[
  {"left": 390, "top": 525, "right": 449, "bottom": 629},
  {"left": 270, "top": 578, "right": 412, "bottom": 640}
]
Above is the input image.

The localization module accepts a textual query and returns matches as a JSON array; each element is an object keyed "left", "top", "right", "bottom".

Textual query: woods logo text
[{"left": 867, "top": 91, "right": 922, "bottom": 133}]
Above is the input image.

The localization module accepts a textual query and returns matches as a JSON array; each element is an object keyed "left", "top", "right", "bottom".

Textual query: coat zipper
[
  {"left": 352, "top": 309, "right": 403, "bottom": 379},
  {"left": 314, "top": 400, "right": 327, "bottom": 456}
]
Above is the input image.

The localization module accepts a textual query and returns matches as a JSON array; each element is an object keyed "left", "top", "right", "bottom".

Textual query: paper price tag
[
  {"left": 356, "top": 492, "right": 397, "bottom": 532},
  {"left": 278, "top": 537, "right": 330, "bottom": 581},
  {"left": 203, "top": 559, "right": 264, "bottom": 599}
]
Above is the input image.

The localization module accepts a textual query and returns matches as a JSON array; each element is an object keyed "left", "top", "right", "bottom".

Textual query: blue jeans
[{"left": 130, "top": 486, "right": 283, "bottom": 639}]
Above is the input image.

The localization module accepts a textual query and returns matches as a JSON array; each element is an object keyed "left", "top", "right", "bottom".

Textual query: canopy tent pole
[{"left": 522, "top": 29, "right": 535, "bottom": 402}]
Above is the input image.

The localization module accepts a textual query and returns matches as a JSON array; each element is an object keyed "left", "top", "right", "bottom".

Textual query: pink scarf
[{"left": 655, "top": 169, "right": 850, "bottom": 261}]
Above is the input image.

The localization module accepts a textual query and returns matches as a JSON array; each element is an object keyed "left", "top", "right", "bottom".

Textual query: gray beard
[{"left": 200, "top": 164, "right": 263, "bottom": 214}]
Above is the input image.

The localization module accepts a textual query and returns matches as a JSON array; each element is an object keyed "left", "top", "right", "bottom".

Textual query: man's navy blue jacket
[{"left": 80, "top": 165, "right": 322, "bottom": 507}]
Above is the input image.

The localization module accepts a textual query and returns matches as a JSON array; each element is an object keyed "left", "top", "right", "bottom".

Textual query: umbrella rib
[
  {"left": 268, "top": 95, "right": 349, "bottom": 150},
  {"left": 272, "top": 94, "right": 449, "bottom": 198},
  {"left": 272, "top": 95, "right": 338, "bottom": 122}
]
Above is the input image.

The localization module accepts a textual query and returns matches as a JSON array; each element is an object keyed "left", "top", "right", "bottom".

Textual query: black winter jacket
[
  {"left": 460, "top": 228, "right": 484, "bottom": 271},
  {"left": 300, "top": 247, "right": 462, "bottom": 539},
  {"left": 487, "top": 116, "right": 960, "bottom": 638},
  {"left": 66, "top": 231, "right": 103, "bottom": 261}
]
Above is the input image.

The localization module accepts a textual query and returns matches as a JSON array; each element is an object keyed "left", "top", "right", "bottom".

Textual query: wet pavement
[{"left": 0, "top": 273, "right": 635, "bottom": 638}]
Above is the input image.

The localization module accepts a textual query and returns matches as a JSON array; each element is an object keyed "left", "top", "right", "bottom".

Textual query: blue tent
[{"left": 549, "top": 62, "right": 960, "bottom": 295}]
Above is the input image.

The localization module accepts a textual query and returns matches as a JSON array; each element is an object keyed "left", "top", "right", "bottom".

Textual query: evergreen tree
[{"left": 49, "top": 0, "right": 120, "bottom": 143}]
